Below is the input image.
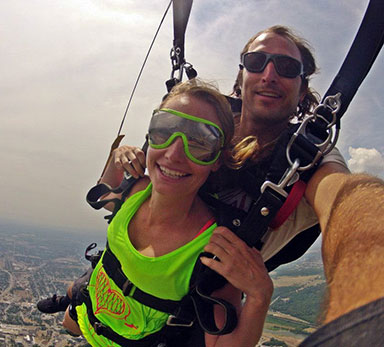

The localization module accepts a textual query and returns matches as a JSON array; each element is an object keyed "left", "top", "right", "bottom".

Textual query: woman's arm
[{"left": 201, "top": 227, "right": 273, "bottom": 347}]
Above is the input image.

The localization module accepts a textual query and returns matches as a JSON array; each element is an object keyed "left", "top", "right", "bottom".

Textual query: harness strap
[
  {"left": 322, "top": 0, "right": 384, "bottom": 121},
  {"left": 85, "top": 242, "right": 104, "bottom": 269},
  {"left": 102, "top": 245, "right": 182, "bottom": 315},
  {"left": 188, "top": 260, "right": 238, "bottom": 335},
  {"left": 86, "top": 173, "right": 137, "bottom": 223},
  {"left": 172, "top": 0, "right": 193, "bottom": 61},
  {"left": 80, "top": 288, "right": 167, "bottom": 347},
  {"left": 103, "top": 244, "right": 237, "bottom": 335},
  {"left": 269, "top": 180, "right": 307, "bottom": 229},
  {"left": 166, "top": 0, "right": 195, "bottom": 91},
  {"left": 236, "top": 124, "right": 321, "bottom": 246}
]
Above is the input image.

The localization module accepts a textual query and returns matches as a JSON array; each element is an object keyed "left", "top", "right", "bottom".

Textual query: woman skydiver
[{"left": 62, "top": 79, "right": 273, "bottom": 347}]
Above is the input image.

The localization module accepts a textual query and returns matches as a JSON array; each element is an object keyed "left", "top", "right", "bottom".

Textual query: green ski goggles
[{"left": 148, "top": 108, "right": 225, "bottom": 165}]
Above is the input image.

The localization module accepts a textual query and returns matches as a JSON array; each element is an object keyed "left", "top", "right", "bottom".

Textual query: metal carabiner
[
  {"left": 286, "top": 93, "right": 341, "bottom": 171},
  {"left": 260, "top": 159, "right": 301, "bottom": 198},
  {"left": 169, "top": 46, "right": 183, "bottom": 79},
  {"left": 313, "top": 93, "right": 341, "bottom": 130}
]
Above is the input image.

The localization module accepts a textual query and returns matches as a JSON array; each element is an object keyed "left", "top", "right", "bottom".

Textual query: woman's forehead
[{"left": 164, "top": 95, "right": 221, "bottom": 126}]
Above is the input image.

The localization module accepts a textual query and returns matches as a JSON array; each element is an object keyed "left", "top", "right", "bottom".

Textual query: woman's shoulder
[{"left": 127, "top": 176, "right": 151, "bottom": 198}]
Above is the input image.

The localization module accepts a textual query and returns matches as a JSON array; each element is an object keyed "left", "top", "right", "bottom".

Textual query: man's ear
[
  {"left": 299, "top": 89, "right": 306, "bottom": 104},
  {"left": 299, "top": 78, "right": 308, "bottom": 103}
]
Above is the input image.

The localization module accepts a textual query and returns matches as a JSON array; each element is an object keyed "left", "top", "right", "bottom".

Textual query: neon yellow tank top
[{"left": 76, "top": 183, "right": 216, "bottom": 346}]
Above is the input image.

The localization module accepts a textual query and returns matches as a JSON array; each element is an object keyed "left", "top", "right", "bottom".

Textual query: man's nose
[{"left": 261, "top": 60, "right": 278, "bottom": 82}]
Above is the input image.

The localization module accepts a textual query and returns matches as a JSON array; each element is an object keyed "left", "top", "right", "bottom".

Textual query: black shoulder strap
[
  {"left": 86, "top": 173, "right": 137, "bottom": 223},
  {"left": 233, "top": 124, "right": 321, "bottom": 247},
  {"left": 172, "top": 0, "right": 193, "bottom": 60},
  {"left": 322, "top": 0, "right": 384, "bottom": 121}
]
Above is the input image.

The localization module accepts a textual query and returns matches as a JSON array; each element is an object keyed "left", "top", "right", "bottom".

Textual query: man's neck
[{"left": 237, "top": 115, "right": 287, "bottom": 146}]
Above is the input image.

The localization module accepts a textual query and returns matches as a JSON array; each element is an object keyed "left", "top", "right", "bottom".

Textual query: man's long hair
[{"left": 230, "top": 25, "right": 320, "bottom": 167}]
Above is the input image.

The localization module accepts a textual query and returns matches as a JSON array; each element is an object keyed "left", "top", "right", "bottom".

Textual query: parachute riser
[
  {"left": 166, "top": 45, "right": 197, "bottom": 92},
  {"left": 166, "top": 0, "right": 197, "bottom": 92}
]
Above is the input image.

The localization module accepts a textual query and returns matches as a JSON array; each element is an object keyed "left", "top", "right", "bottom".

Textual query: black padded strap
[
  {"left": 265, "top": 224, "right": 321, "bottom": 272},
  {"left": 189, "top": 256, "right": 238, "bottom": 335},
  {"left": 236, "top": 186, "right": 286, "bottom": 247},
  {"left": 190, "top": 285, "right": 237, "bottom": 335},
  {"left": 237, "top": 124, "right": 321, "bottom": 247},
  {"left": 86, "top": 174, "right": 137, "bottom": 223},
  {"left": 172, "top": 0, "right": 193, "bottom": 63},
  {"left": 322, "top": 0, "right": 384, "bottom": 120}
]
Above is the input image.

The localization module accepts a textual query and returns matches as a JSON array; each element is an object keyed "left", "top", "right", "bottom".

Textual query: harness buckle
[
  {"left": 121, "top": 279, "right": 134, "bottom": 296},
  {"left": 166, "top": 315, "right": 194, "bottom": 327},
  {"left": 261, "top": 159, "right": 301, "bottom": 198}
]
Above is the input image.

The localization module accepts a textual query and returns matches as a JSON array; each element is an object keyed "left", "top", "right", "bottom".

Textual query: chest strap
[
  {"left": 102, "top": 245, "right": 182, "bottom": 315},
  {"left": 102, "top": 245, "right": 237, "bottom": 335}
]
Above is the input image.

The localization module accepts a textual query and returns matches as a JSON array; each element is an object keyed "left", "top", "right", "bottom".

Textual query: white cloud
[{"left": 348, "top": 147, "right": 384, "bottom": 177}]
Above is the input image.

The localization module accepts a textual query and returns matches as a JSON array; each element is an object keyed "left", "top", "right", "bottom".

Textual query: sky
[{"left": 1, "top": 0, "right": 383, "bottom": 234}]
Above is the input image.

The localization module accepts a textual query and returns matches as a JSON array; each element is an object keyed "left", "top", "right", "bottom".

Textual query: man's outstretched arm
[{"left": 307, "top": 168, "right": 384, "bottom": 323}]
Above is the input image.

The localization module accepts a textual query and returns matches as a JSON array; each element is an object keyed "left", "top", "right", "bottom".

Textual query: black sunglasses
[{"left": 241, "top": 51, "right": 304, "bottom": 78}]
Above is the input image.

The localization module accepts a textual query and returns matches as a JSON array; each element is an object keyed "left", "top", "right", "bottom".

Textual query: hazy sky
[{"left": 1, "top": 0, "right": 383, "bottom": 234}]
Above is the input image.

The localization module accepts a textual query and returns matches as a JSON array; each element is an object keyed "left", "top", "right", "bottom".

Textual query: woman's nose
[{"left": 164, "top": 137, "right": 186, "bottom": 162}]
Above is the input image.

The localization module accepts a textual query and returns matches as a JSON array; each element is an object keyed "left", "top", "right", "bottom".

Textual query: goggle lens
[
  {"left": 148, "top": 109, "right": 224, "bottom": 165},
  {"left": 242, "top": 52, "right": 304, "bottom": 78}
]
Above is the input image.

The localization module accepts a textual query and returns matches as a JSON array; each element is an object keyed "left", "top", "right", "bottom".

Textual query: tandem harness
[
  {"left": 84, "top": 98, "right": 338, "bottom": 340},
  {"left": 86, "top": 177, "right": 238, "bottom": 338},
  {"left": 85, "top": 0, "right": 384, "bottom": 342},
  {"left": 83, "top": 114, "right": 326, "bottom": 343}
]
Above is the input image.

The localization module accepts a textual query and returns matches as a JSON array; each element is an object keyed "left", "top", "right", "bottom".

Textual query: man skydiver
[{"left": 199, "top": 26, "right": 384, "bottom": 345}]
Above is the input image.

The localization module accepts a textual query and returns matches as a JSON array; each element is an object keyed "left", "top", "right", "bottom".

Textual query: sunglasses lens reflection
[{"left": 243, "top": 52, "right": 303, "bottom": 78}]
